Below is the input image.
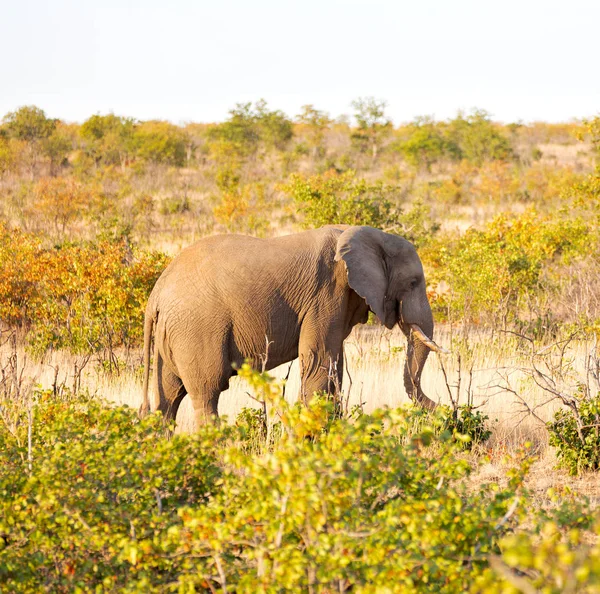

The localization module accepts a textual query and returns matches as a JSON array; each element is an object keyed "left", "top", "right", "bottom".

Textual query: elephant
[{"left": 139, "top": 225, "right": 445, "bottom": 426}]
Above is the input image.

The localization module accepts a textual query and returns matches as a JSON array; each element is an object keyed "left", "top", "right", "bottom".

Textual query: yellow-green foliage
[
  {"left": 548, "top": 392, "right": 600, "bottom": 475},
  {"left": 1, "top": 370, "right": 598, "bottom": 592},
  {"left": 475, "top": 520, "right": 600, "bottom": 593},
  {"left": 394, "top": 109, "right": 512, "bottom": 169},
  {"left": 429, "top": 209, "right": 593, "bottom": 325},
  {"left": 207, "top": 99, "right": 293, "bottom": 158},
  {"left": 133, "top": 120, "right": 189, "bottom": 167},
  {"left": 284, "top": 170, "right": 403, "bottom": 229}
]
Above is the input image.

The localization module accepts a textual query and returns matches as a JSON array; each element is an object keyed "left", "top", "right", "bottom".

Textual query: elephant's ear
[{"left": 335, "top": 226, "right": 392, "bottom": 327}]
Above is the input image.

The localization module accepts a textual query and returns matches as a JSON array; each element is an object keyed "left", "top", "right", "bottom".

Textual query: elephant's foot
[{"left": 139, "top": 402, "right": 150, "bottom": 418}]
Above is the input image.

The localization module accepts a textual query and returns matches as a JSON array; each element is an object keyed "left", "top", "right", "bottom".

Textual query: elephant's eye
[{"left": 409, "top": 278, "right": 419, "bottom": 289}]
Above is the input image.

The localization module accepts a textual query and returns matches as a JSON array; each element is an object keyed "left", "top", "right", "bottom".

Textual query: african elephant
[{"left": 139, "top": 225, "right": 444, "bottom": 426}]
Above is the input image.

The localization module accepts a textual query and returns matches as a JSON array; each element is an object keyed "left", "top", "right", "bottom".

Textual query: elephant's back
[
  {"left": 167, "top": 228, "right": 343, "bottom": 274},
  {"left": 153, "top": 227, "right": 345, "bottom": 308}
]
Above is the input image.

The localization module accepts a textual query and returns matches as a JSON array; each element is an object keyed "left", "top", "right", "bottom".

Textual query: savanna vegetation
[{"left": 1, "top": 101, "right": 599, "bottom": 591}]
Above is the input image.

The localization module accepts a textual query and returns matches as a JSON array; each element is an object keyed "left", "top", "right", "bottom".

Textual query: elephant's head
[{"left": 335, "top": 226, "right": 445, "bottom": 409}]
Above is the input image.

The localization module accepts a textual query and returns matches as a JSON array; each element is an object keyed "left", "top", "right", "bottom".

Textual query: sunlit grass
[{"left": 4, "top": 324, "right": 593, "bottom": 440}]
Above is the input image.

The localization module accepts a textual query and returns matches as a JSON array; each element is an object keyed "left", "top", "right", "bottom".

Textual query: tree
[
  {"left": 350, "top": 97, "right": 392, "bottom": 160},
  {"left": 446, "top": 109, "right": 512, "bottom": 165},
  {"left": 207, "top": 100, "right": 293, "bottom": 159},
  {"left": 207, "top": 102, "right": 259, "bottom": 157},
  {"left": 254, "top": 99, "right": 293, "bottom": 151},
  {"left": 296, "top": 104, "right": 331, "bottom": 158},
  {"left": 284, "top": 171, "right": 403, "bottom": 230},
  {"left": 42, "top": 123, "right": 73, "bottom": 175},
  {"left": 395, "top": 116, "right": 456, "bottom": 170},
  {"left": 80, "top": 114, "right": 136, "bottom": 169},
  {"left": 0, "top": 135, "right": 16, "bottom": 178},
  {"left": 3, "top": 105, "right": 56, "bottom": 141},
  {"left": 578, "top": 115, "right": 600, "bottom": 157},
  {"left": 133, "top": 120, "right": 188, "bottom": 167},
  {"left": 2, "top": 105, "right": 57, "bottom": 178},
  {"left": 31, "top": 177, "right": 95, "bottom": 235}
]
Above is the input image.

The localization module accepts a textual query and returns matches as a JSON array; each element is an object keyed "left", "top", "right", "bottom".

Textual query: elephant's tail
[{"left": 139, "top": 301, "right": 157, "bottom": 418}]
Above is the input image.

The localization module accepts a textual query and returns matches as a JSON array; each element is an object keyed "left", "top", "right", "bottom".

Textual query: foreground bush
[
  {"left": 0, "top": 372, "right": 598, "bottom": 592},
  {"left": 0, "top": 390, "right": 227, "bottom": 592}
]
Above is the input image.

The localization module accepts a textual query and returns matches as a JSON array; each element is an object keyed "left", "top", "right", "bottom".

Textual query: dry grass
[
  {"left": 1, "top": 325, "right": 593, "bottom": 433},
  {"left": 2, "top": 324, "right": 600, "bottom": 502}
]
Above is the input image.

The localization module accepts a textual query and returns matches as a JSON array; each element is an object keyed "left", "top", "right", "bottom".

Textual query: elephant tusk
[{"left": 409, "top": 324, "right": 450, "bottom": 354}]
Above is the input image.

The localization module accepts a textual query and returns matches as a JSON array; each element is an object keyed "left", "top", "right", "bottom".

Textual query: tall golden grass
[
  {"left": 3, "top": 323, "right": 600, "bottom": 501},
  {"left": 3, "top": 324, "right": 594, "bottom": 439}
]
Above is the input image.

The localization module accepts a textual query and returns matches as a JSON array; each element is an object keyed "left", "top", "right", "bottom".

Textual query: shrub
[
  {"left": 0, "top": 389, "right": 226, "bottom": 592},
  {"left": 548, "top": 392, "right": 600, "bottom": 475},
  {"left": 284, "top": 170, "right": 403, "bottom": 229},
  {"left": 213, "top": 182, "right": 271, "bottom": 236},
  {"left": 28, "top": 176, "right": 97, "bottom": 235},
  {"left": 476, "top": 520, "right": 600, "bottom": 593},
  {"left": 432, "top": 209, "right": 591, "bottom": 325},
  {"left": 440, "top": 405, "right": 492, "bottom": 450},
  {"left": 0, "top": 225, "right": 169, "bottom": 361}
]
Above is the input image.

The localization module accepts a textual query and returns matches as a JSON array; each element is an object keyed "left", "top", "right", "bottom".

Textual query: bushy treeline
[
  {"left": 0, "top": 102, "right": 592, "bottom": 179},
  {"left": 1, "top": 104, "right": 599, "bottom": 351},
  {"left": 0, "top": 370, "right": 598, "bottom": 592}
]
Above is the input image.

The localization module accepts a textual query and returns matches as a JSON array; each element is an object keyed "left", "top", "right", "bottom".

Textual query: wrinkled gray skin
[{"left": 140, "top": 225, "right": 438, "bottom": 426}]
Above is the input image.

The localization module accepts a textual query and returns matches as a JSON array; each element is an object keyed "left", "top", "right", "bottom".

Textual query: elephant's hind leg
[
  {"left": 179, "top": 368, "right": 229, "bottom": 428},
  {"left": 154, "top": 352, "right": 187, "bottom": 423}
]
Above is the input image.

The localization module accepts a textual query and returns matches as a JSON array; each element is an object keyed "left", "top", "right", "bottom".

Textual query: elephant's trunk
[{"left": 400, "top": 313, "right": 445, "bottom": 410}]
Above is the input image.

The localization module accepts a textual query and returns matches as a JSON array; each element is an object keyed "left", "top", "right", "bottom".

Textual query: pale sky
[{"left": 1, "top": 0, "right": 598, "bottom": 125}]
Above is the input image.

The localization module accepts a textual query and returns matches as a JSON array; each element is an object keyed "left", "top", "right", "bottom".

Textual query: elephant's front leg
[{"left": 298, "top": 323, "right": 344, "bottom": 402}]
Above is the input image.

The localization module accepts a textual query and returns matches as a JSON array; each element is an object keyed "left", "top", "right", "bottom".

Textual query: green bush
[
  {"left": 235, "top": 406, "right": 267, "bottom": 452},
  {"left": 475, "top": 520, "right": 600, "bottom": 593},
  {"left": 431, "top": 209, "right": 591, "bottom": 325},
  {"left": 284, "top": 170, "right": 402, "bottom": 229},
  {"left": 133, "top": 120, "right": 188, "bottom": 167},
  {"left": 0, "top": 389, "right": 227, "bottom": 592},
  {"left": 1, "top": 368, "right": 599, "bottom": 592},
  {"left": 394, "top": 116, "right": 457, "bottom": 170},
  {"left": 80, "top": 113, "right": 136, "bottom": 168},
  {"left": 548, "top": 392, "right": 600, "bottom": 475},
  {"left": 441, "top": 405, "right": 492, "bottom": 450},
  {"left": 446, "top": 109, "right": 513, "bottom": 165}
]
